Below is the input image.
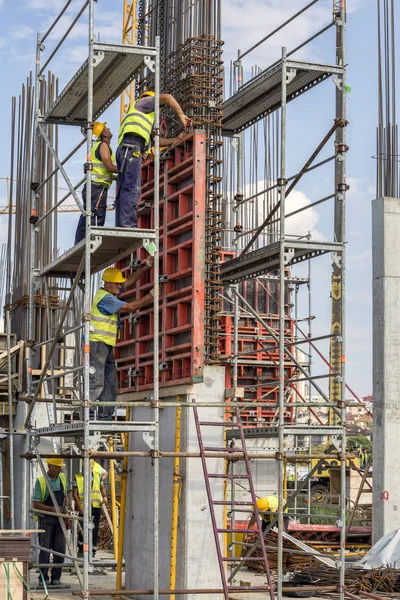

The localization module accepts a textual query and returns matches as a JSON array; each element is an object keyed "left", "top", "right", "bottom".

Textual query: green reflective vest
[
  {"left": 75, "top": 462, "right": 103, "bottom": 508},
  {"left": 91, "top": 141, "right": 115, "bottom": 188},
  {"left": 118, "top": 100, "right": 155, "bottom": 146},
  {"left": 89, "top": 289, "right": 119, "bottom": 347},
  {"left": 37, "top": 473, "right": 67, "bottom": 502}
]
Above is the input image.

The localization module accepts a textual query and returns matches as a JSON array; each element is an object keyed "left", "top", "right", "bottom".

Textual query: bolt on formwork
[{"left": 220, "top": 1, "right": 348, "bottom": 598}]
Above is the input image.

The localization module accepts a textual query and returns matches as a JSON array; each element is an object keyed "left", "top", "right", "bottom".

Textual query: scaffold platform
[
  {"left": 221, "top": 240, "right": 342, "bottom": 284},
  {"left": 222, "top": 59, "right": 343, "bottom": 135},
  {"left": 45, "top": 43, "right": 157, "bottom": 126},
  {"left": 39, "top": 226, "right": 156, "bottom": 278},
  {"left": 33, "top": 421, "right": 157, "bottom": 436}
]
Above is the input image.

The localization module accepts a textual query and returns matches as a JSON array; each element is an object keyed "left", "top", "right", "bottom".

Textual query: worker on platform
[
  {"left": 89, "top": 263, "right": 154, "bottom": 420},
  {"left": 115, "top": 91, "right": 192, "bottom": 228},
  {"left": 249, "top": 495, "right": 290, "bottom": 533},
  {"left": 32, "top": 457, "right": 70, "bottom": 589},
  {"left": 75, "top": 122, "right": 118, "bottom": 244},
  {"left": 73, "top": 460, "right": 108, "bottom": 558}
]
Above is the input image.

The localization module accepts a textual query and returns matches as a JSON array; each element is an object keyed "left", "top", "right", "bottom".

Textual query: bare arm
[
  {"left": 159, "top": 132, "right": 186, "bottom": 148},
  {"left": 119, "top": 292, "right": 154, "bottom": 314},
  {"left": 99, "top": 142, "right": 118, "bottom": 173},
  {"left": 33, "top": 499, "right": 56, "bottom": 513},
  {"left": 73, "top": 488, "right": 83, "bottom": 515},
  {"left": 125, "top": 257, "right": 154, "bottom": 288},
  {"left": 100, "top": 483, "right": 108, "bottom": 505},
  {"left": 160, "top": 94, "right": 192, "bottom": 130}
]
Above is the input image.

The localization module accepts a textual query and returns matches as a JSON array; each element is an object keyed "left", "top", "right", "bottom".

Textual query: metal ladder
[{"left": 193, "top": 404, "right": 275, "bottom": 600}]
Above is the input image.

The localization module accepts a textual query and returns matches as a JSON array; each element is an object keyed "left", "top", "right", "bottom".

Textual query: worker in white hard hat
[
  {"left": 32, "top": 456, "right": 70, "bottom": 589},
  {"left": 116, "top": 90, "right": 192, "bottom": 228},
  {"left": 89, "top": 263, "right": 154, "bottom": 420},
  {"left": 74, "top": 121, "right": 118, "bottom": 244}
]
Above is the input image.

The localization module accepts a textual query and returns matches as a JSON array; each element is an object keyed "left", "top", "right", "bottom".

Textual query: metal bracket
[
  {"left": 92, "top": 51, "right": 105, "bottom": 67},
  {"left": 142, "top": 431, "right": 155, "bottom": 450},
  {"left": 286, "top": 68, "right": 297, "bottom": 84},
  {"left": 332, "top": 251, "right": 342, "bottom": 269},
  {"left": 144, "top": 56, "right": 155, "bottom": 73},
  {"left": 332, "top": 74, "right": 343, "bottom": 91},
  {"left": 283, "top": 248, "right": 295, "bottom": 265},
  {"left": 90, "top": 235, "right": 103, "bottom": 254}
]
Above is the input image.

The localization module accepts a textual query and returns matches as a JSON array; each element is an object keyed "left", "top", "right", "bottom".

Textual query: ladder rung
[
  {"left": 198, "top": 421, "right": 236, "bottom": 426},
  {"left": 217, "top": 528, "right": 256, "bottom": 533},
  {"left": 208, "top": 474, "right": 249, "bottom": 479},
  {"left": 222, "top": 557, "right": 265, "bottom": 562},
  {"left": 211, "top": 500, "right": 254, "bottom": 505}
]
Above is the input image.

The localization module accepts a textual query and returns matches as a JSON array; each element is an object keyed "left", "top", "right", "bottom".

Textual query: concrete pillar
[
  {"left": 372, "top": 196, "right": 400, "bottom": 542},
  {"left": 125, "top": 366, "right": 225, "bottom": 600}
]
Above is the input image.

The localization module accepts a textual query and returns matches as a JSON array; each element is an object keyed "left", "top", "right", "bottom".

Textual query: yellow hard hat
[
  {"left": 139, "top": 90, "right": 155, "bottom": 98},
  {"left": 93, "top": 121, "right": 107, "bottom": 137},
  {"left": 46, "top": 456, "right": 65, "bottom": 467},
  {"left": 256, "top": 498, "right": 270, "bottom": 512},
  {"left": 102, "top": 267, "right": 127, "bottom": 283}
]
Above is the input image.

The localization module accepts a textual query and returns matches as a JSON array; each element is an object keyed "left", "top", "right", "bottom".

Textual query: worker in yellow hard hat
[
  {"left": 249, "top": 495, "right": 290, "bottom": 533},
  {"left": 89, "top": 264, "right": 154, "bottom": 420},
  {"left": 74, "top": 121, "right": 118, "bottom": 245},
  {"left": 116, "top": 90, "right": 192, "bottom": 228},
  {"left": 32, "top": 456, "right": 70, "bottom": 589}
]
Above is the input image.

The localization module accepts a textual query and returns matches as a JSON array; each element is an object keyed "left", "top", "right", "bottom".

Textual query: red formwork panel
[
  {"left": 220, "top": 251, "right": 296, "bottom": 426},
  {"left": 115, "top": 131, "right": 206, "bottom": 391}
]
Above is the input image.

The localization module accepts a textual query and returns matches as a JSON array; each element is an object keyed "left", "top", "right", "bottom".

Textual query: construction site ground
[{"left": 28, "top": 550, "right": 326, "bottom": 600}]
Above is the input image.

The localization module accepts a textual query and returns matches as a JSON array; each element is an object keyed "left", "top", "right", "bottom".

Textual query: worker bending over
[
  {"left": 32, "top": 457, "right": 70, "bottom": 589},
  {"left": 73, "top": 460, "right": 108, "bottom": 558},
  {"left": 116, "top": 91, "right": 192, "bottom": 228},
  {"left": 75, "top": 122, "right": 118, "bottom": 244},
  {"left": 89, "top": 261, "right": 154, "bottom": 420},
  {"left": 249, "top": 495, "right": 289, "bottom": 533}
]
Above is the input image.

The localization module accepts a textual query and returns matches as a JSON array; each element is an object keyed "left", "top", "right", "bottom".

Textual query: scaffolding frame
[{"left": 220, "top": 2, "right": 348, "bottom": 599}]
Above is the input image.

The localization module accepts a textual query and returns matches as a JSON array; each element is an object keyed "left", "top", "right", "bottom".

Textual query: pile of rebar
[{"left": 292, "top": 565, "right": 400, "bottom": 596}]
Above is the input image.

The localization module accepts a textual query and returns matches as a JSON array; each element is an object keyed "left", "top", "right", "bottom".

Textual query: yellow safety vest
[
  {"left": 91, "top": 141, "right": 115, "bottom": 188},
  {"left": 34, "top": 473, "right": 67, "bottom": 521},
  {"left": 89, "top": 289, "right": 118, "bottom": 347},
  {"left": 118, "top": 100, "right": 155, "bottom": 146},
  {"left": 259, "top": 495, "right": 282, "bottom": 522},
  {"left": 75, "top": 462, "right": 103, "bottom": 508}
]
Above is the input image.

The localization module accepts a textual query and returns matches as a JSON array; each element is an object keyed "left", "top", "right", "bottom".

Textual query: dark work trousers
[
  {"left": 261, "top": 514, "right": 289, "bottom": 533},
  {"left": 38, "top": 516, "right": 66, "bottom": 583},
  {"left": 77, "top": 507, "right": 102, "bottom": 557},
  {"left": 75, "top": 183, "right": 109, "bottom": 244},
  {"left": 115, "top": 142, "right": 142, "bottom": 228},
  {"left": 89, "top": 341, "right": 117, "bottom": 420}
]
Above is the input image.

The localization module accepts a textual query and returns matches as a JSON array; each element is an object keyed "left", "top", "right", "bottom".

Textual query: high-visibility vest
[
  {"left": 91, "top": 141, "right": 115, "bottom": 187},
  {"left": 118, "top": 100, "right": 155, "bottom": 146},
  {"left": 34, "top": 473, "right": 67, "bottom": 521},
  {"left": 89, "top": 289, "right": 118, "bottom": 347},
  {"left": 75, "top": 462, "right": 103, "bottom": 508},
  {"left": 91, "top": 141, "right": 115, "bottom": 188},
  {"left": 259, "top": 495, "right": 282, "bottom": 522}
]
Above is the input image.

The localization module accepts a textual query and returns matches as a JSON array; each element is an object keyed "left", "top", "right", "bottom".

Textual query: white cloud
[{"left": 9, "top": 25, "right": 34, "bottom": 40}]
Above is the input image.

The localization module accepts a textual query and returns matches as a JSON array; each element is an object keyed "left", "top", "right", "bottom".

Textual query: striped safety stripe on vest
[
  {"left": 75, "top": 462, "right": 103, "bottom": 508},
  {"left": 89, "top": 289, "right": 119, "bottom": 347},
  {"left": 91, "top": 141, "right": 115, "bottom": 188},
  {"left": 118, "top": 100, "right": 155, "bottom": 146}
]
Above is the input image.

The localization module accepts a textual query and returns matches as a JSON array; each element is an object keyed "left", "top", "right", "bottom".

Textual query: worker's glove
[
  {"left": 146, "top": 257, "right": 154, "bottom": 268},
  {"left": 65, "top": 519, "right": 72, "bottom": 530},
  {"left": 149, "top": 288, "right": 155, "bottom": 298}
]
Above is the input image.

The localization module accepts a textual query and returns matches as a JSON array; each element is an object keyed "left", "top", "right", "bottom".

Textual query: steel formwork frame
[
  {"left": 220, "top": 2, "right": 348, "bottom": 599},
  {"left": 14, "top": 2, "right": 161, "bottom": 599}
]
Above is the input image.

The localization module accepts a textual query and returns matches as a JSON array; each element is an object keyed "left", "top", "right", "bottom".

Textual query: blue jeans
[
  {"left": 75, "top": 184, "right": 109, "bottom": 244},
  {"left": 89, "top": 341, "right": 117, "bottom": 420},
  {"left": 115, "top": 143, "right": 142, "bottom": 227}
]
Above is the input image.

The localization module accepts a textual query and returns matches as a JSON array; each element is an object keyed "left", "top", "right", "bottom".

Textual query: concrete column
[
  {"left": 372, "top": 196, "right": 400, "bottom": 543},
  {"left": 125, "top": 366, "right": 225, "bottom": 600}
]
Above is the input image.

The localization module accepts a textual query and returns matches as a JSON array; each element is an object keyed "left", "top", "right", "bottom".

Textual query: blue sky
[{"left": 0, "top": 0, "right": 382, "bottom": 397}]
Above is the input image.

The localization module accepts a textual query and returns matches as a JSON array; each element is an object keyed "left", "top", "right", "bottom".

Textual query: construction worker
[
  {"left": 116, "top": 91, "right": 192, "bottom": 228},
  {"left": 249, "top": 496, "right": 290, "bottom": 533},
  {"left": 32, "top": 457, "right": 70, "bottom": 589},
  {"left": 89, "top": 263, "right": 154, "bottom": 420},
  {"left": 73, "top": 460, "right": 108, "bottom": 558},
  {"left": 75, "top": 122, "right": 118, "bottom": 244}
]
